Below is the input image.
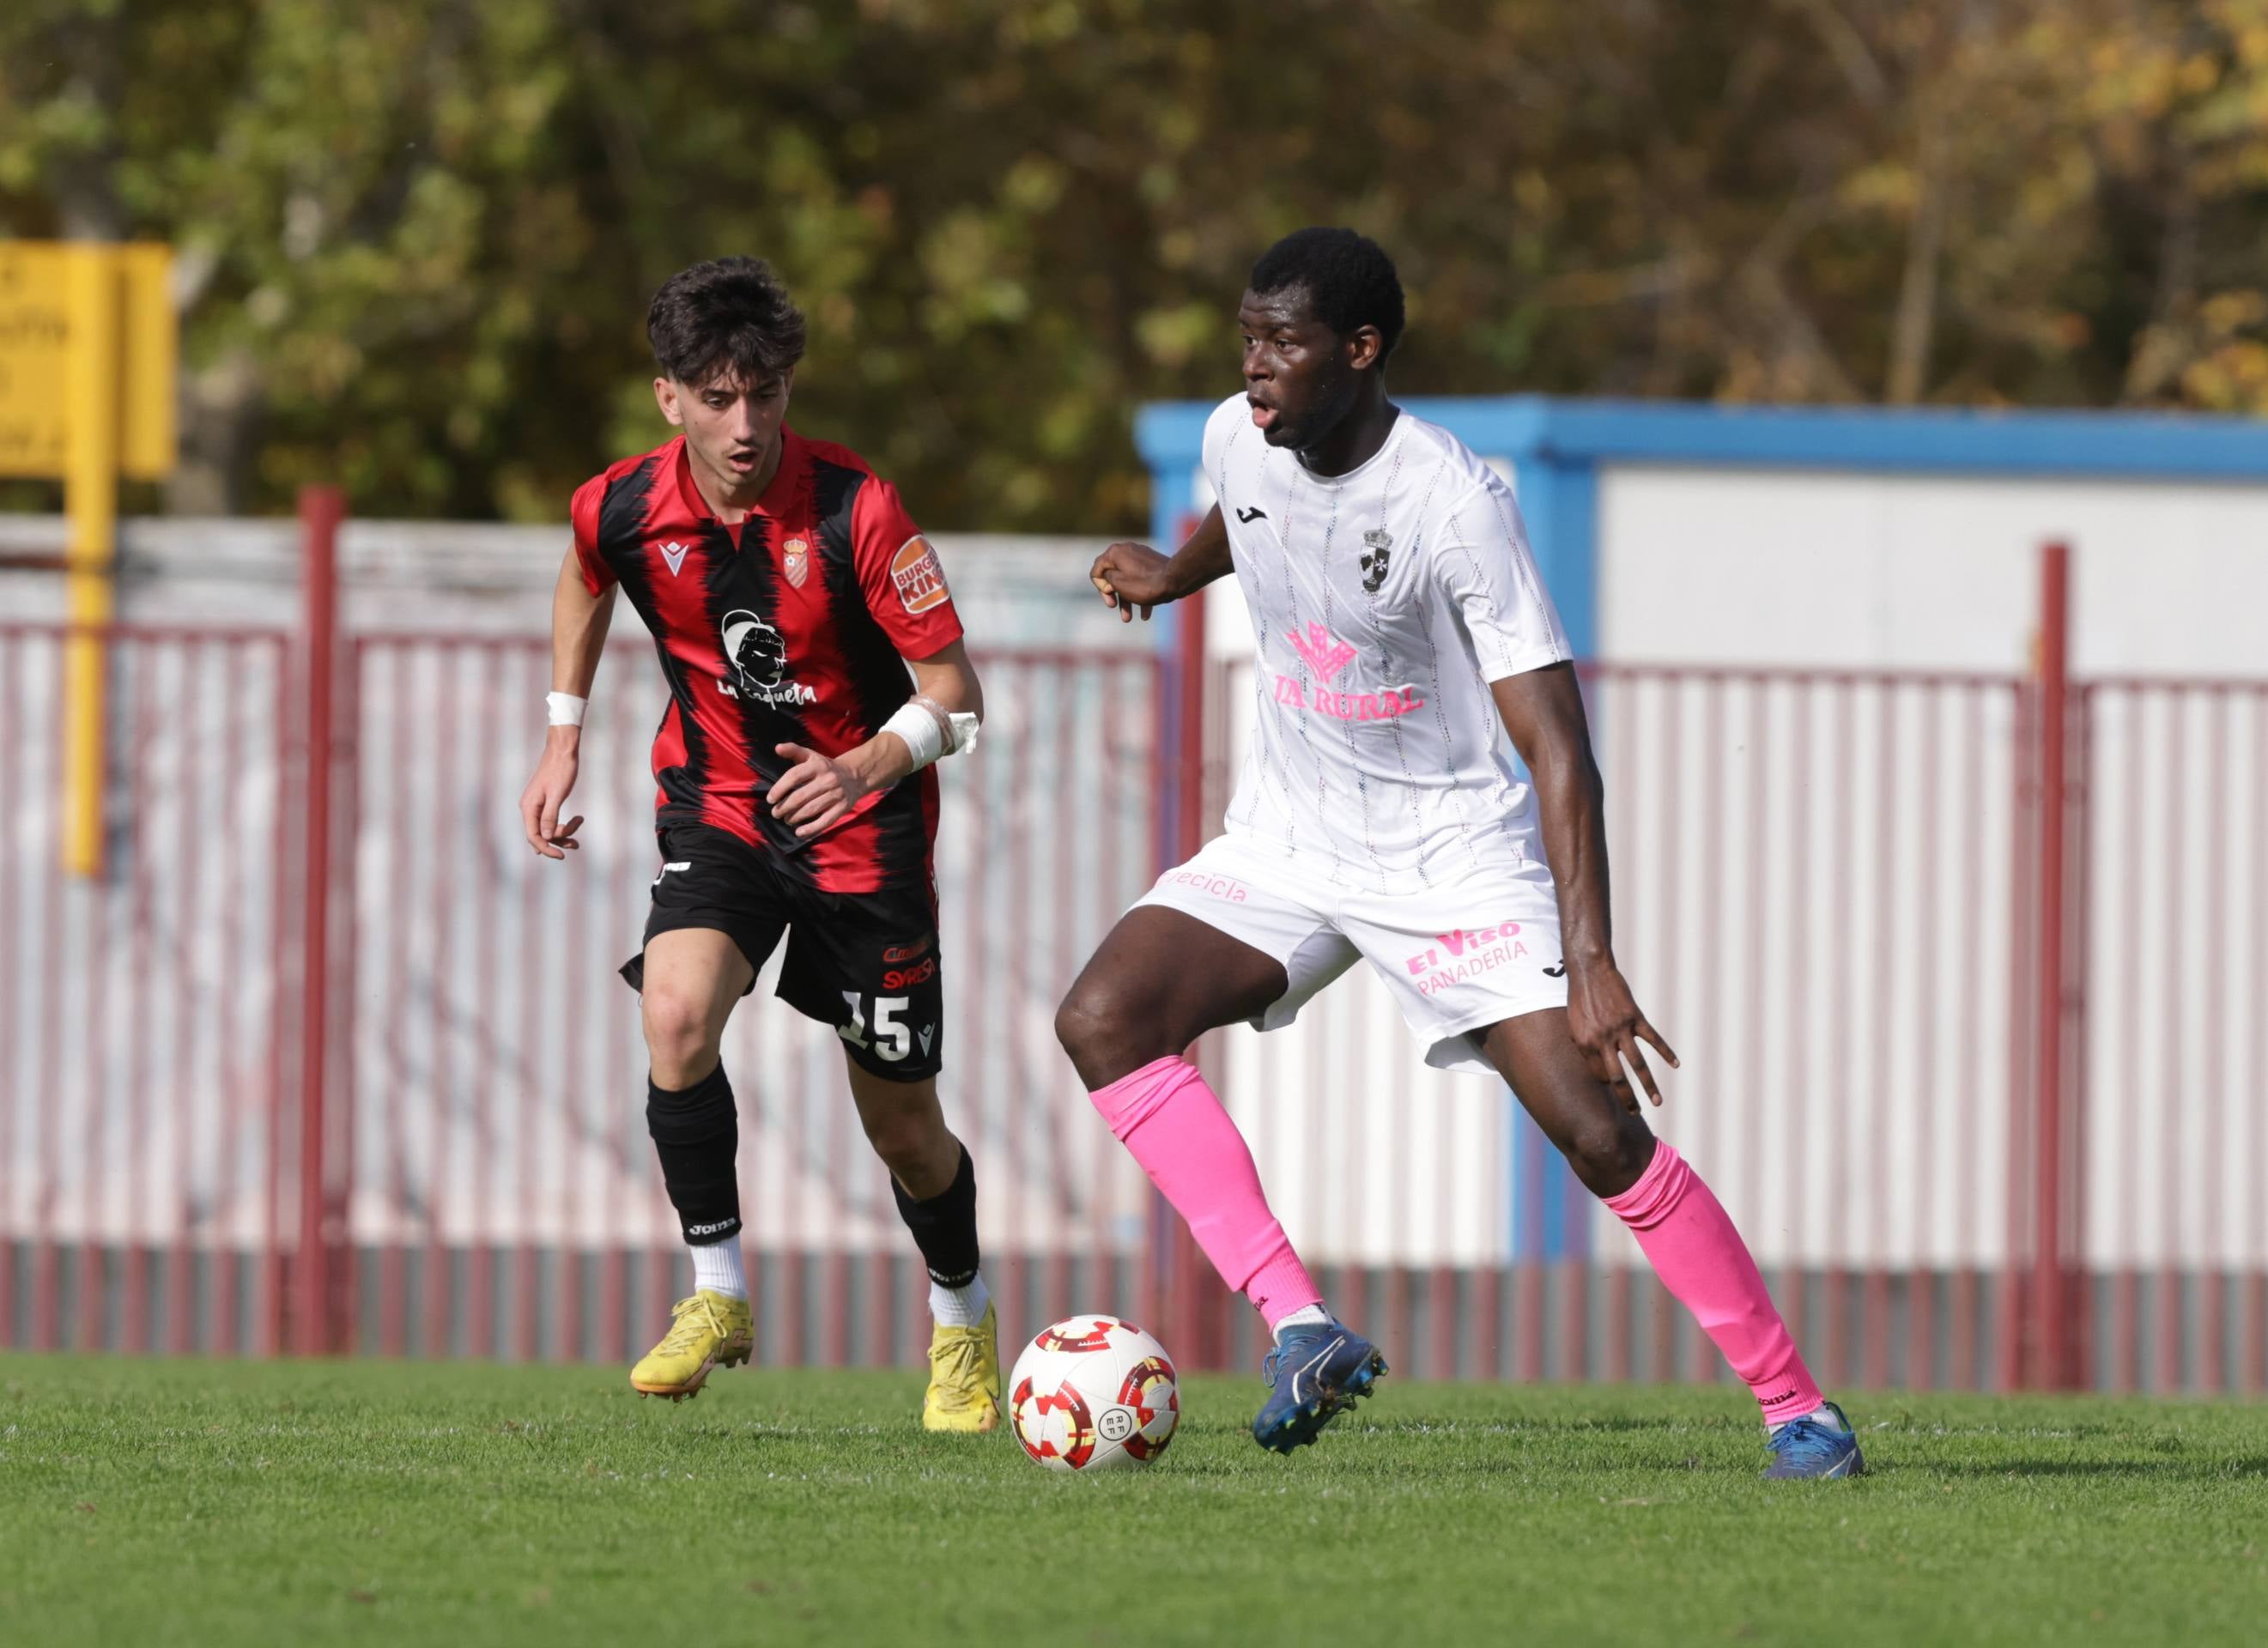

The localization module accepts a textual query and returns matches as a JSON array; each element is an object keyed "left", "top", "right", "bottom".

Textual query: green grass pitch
[{"left": 2, "top": 1354, "right": 2263, "bottom": 1645}]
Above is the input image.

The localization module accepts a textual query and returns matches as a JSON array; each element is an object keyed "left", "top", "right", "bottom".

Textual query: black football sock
[
  {"left": 647, "top": 1064, "right": 742, "bottom": 1251},
  {"left": 893, "top": 1144, "right": 987, "bottom": 1324}
]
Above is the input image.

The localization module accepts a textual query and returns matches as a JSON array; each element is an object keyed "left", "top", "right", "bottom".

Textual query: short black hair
[
  {"left": 1249, "top": 228, "right": 1405, "bottom": 360},
  {"left": 646, "top": 257, "right": 807, "bottom": 387}
]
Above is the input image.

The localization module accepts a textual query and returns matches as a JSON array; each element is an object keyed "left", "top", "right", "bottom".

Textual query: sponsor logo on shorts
[
  {"left": 882, "top": 957, "right": 937, "bottom": 991},
  {"left": 1404, "top": 921, "right": 1529, "bottom": 996},
  {"left": 882, "top": 936, "right": 931, "bottom": 965},
  {"left": 890, "top": 535, "right": 951, "bottom": 615},
  {"left": 1161, "top": 868, "right": 1250, "bottom": 903}
]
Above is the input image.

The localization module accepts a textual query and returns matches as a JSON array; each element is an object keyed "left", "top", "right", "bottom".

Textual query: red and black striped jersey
[{"left": 571, "top": 429, "right": 964, "bottom": 894}]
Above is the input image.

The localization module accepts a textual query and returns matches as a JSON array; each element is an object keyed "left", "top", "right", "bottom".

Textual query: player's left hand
[
  {"left": 1565, "top": 960, "right": 1679, "bottom": 1112},
  {"left": 767, "top": 742, "right": 870, "bottom": 839}
]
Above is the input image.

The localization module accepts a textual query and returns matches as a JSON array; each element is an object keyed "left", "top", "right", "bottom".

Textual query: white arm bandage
[
  {"left": 546, "top": 692, "right": 587, "bottom": 727},
  {"left": 882, "top": 695, "right": 979, "bottom": 773}
]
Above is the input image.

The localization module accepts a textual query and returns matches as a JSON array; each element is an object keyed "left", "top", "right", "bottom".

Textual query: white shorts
[{"left": 1132, "top": 833, "right": 1567, "bottom": 1076}]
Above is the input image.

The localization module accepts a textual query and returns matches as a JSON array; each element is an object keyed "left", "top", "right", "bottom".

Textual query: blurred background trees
[{"left": 3, "top": 0, "right": 2265, "bottom": 530}]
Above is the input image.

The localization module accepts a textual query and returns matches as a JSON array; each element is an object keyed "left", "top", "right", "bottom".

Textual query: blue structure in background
[{"left": 1136, "top": 395, "right": 2268, "bottom": 1260}]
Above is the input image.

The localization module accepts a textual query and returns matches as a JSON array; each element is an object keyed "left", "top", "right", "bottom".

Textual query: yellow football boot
[
  {"left": 921, "top": 1302, "right": 1003, "bottom": 1433},
  {"left": 630, "top": 1290, "right": 753, "bottom": 1401}
]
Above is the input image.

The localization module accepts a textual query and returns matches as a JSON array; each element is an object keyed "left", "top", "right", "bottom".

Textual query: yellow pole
[{"left": 62, "top": 244, "right": 118, "bottom": 880}]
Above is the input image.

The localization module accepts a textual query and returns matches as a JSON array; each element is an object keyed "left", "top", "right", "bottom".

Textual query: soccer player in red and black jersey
[{"left": 517, "top": 258, "right": 1001, "bottom": 1429}]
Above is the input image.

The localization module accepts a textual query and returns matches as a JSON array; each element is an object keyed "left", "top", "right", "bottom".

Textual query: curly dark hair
[
  {"left": 646, "top": 258, "right": 808, "bottom": 387},
  {"left": 1248, "top": 227, "right": 1406, "bottom": 360}
]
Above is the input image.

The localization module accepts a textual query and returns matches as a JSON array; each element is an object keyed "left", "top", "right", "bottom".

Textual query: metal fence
[
  {"left": 0, "top": 622, "right": 293, "bottom": 1355},
  {"left": 340, "top": 633, "right": 1162, "bottom": 1365},
  {"left": 1180, "top": 659, "right": 2040, "bottom": 1390},
  {"left": 1, "top": 512, "right": 2262, "bottom": 1394}
]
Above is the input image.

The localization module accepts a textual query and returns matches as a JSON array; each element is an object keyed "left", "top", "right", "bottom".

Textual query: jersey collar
[
  {"left": 1295, "top": 404, "right": 1409, "bottom": 488},
  {"left": 669, "top": 427, "right": 807, "bottom": 525}
]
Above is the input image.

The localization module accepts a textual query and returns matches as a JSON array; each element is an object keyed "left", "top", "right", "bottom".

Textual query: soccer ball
[{"left": 1007, "top": 1314, "right": 1180, "bottom": 1472}]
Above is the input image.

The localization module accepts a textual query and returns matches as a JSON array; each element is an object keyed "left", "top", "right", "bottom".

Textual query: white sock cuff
[
  {"left": 1271, "top": 1303, "right": 1334, "bottom": 1341},
  {"left": 929, "top": 1274, "right": 990, "bottom": 1328},
  {"left": 691, "top": 1239, "right": 748, "bottom": 1300}
]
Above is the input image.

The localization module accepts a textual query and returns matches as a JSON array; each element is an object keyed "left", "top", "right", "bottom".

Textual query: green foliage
[
  {"left": 5, "top": 1, "right": 2268, "bottom": 529},
  {"left": 3, "top": 1356, "right": 2266, "bottom": 1645}
]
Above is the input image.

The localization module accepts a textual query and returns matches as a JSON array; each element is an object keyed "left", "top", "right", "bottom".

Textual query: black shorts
[{"left": 621, "top": 823, "right": 944, "bottom": 1082}]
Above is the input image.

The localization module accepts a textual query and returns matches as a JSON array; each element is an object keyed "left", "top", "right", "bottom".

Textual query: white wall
[
  {"left": 1598, "top": 467, "right": 2268, "bottom": 677},
  {"left": 1191, "top": 458, "right": 2268, "bottom": 672}
]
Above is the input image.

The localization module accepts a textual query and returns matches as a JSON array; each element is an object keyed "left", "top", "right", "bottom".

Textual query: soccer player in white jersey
[{"left": 1056, "top": 228, "right": 1862, "bottom": 1478}]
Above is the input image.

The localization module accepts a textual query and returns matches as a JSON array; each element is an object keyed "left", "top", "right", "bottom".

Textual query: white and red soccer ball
[{"left": 1007, "top": 1314, "right": 1180, "bottom": 1472}]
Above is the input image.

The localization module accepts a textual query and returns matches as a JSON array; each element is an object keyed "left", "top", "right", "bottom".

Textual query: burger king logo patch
[{"left": 890, "top": 535, "right": 951, "bottom": 615}]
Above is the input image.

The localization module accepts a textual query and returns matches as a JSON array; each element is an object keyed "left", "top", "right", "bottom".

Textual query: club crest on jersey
[
  {"left": 890, "top": 535, "right": 951, "bottom": 615},
  {"left": 719, "top": 609, "right": 817, "bottom": 706},
  {"left": 781, "top": 536, "right": 810, "bottom": 589},
  {"left": 660, "top": 540, "right": 692, "bottom": 577},
  {"left": 1360, "top": 529, "right": 1392, "bottom": 593}
]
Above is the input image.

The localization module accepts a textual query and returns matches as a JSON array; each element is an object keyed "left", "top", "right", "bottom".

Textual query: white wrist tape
[
  {"left": 882, "top": 699, "right": 945, "bottom": 770},
  {"left": 546, "top": 692, "right": 586, "bottom": 728},
  {"left": 882, "top": 697, "right": 979, "bottom": 773}
]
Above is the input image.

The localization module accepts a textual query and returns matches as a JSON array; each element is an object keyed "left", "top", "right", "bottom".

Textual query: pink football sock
[
  {"left": 1605, "top": 1141, "right": 1823, "bottom": 1427},
  {"left": 1089, "top": 1056, "right": 1323, "bottom": 1331}
]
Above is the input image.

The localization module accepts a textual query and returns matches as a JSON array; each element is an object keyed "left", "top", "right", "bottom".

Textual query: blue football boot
[
  {"left": 1762, "top": 1400, "right": 1865, "bottom": 1480},
  {"left": 1251, "top": 1323, "right": 1388, "bottom": 1453}
]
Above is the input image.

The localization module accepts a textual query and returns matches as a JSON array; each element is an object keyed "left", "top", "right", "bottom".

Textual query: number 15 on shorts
[{"left": 839, "top": 991, "right": 915, "bottom": 1062}]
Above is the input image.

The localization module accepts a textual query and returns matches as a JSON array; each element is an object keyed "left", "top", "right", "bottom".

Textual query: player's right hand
[
  {"left": 518, "top": 733, "right": 585, "bottom": 860},
  {"left": 1565, "top": 959, "right": 1679, "bottom": 1113},
  {"left": 1089, "top": 542, "right": 1177, "bottom": 622}
]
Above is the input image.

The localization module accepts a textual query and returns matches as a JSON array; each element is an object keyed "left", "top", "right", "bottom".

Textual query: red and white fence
[
  {"left": 337, "top": 633, "right": 1162, "bottom": 1366},
  {"left": 1, "top": 506, "right": 2261, "bottom": 1393},
  {"left": 0, "top": 622, "right": 293, "bottom": 1355}
]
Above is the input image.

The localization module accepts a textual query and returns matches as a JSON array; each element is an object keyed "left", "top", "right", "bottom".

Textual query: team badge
[
  {"left": 890, "top": 535, "right": 951, "bottom": 615},
  {"left": 781, "top": 536, "right": 810, "bottom": 589},
  {"left": 1360, "top": 529, "right": 1392, "bottom": 594}
]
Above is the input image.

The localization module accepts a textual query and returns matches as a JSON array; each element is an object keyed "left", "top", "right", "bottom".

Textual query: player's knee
[
  {"left": 1563, "top": 1112, "right": 1654, "bottom": 1198},
  {"left": 861, "top": 1106, "right": 943, "bottom": 1182},
  {"left": 641, "top": 989, "right": 719, "bottom": 1085},
  {"left": 1052, "top": 982, "right": 1104, "bottom": 1062},
  {"left": 1053, "top": 979, "right": 1143, "bottom": 1086}
]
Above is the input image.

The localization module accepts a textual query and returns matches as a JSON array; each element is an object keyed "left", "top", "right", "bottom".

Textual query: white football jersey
[{"left": 1202, "top": 393, "right": 1573, "bottom": 892}]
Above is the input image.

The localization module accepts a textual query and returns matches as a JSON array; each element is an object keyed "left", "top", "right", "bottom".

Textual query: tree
[{"left": 4, "top": 0, "right": 2265, "bottom": 530}]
